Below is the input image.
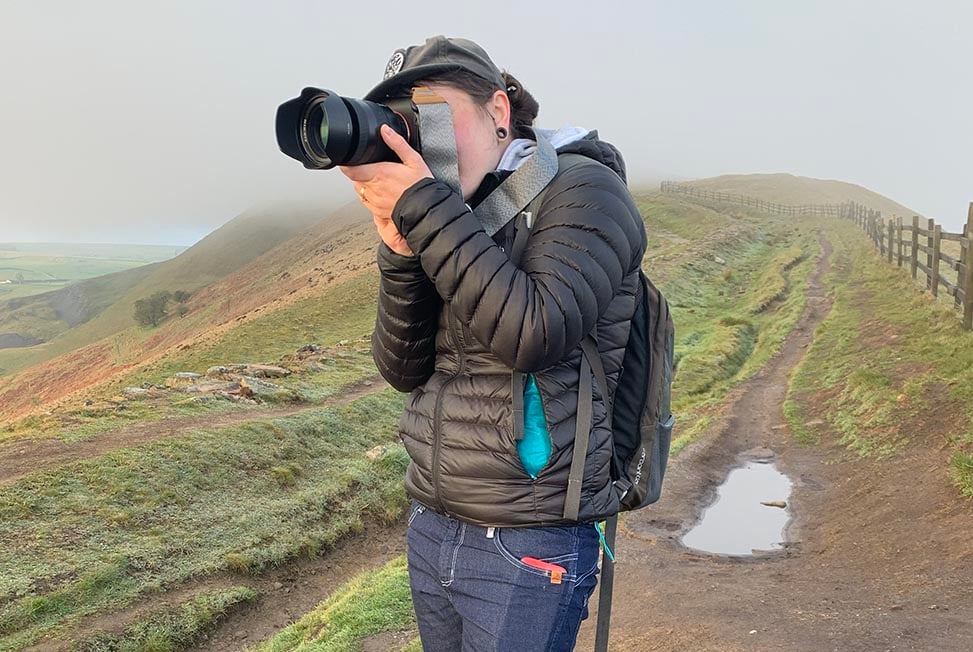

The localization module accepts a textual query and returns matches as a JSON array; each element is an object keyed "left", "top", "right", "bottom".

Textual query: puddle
[{"left": 681, "top": 459, "right": 793, "bottom": 556}]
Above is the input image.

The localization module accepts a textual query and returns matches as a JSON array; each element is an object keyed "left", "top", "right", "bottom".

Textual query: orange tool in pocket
[{"left": 521, "top": 556, "right": 566, "bottom": 584}]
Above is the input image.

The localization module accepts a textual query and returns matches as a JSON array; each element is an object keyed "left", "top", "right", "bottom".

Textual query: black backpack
[{"left": 509, "top": 152, "right": 675, "bottom": 652}]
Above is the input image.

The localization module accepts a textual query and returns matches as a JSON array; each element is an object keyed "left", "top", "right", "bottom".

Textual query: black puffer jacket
[{"left": 372, "top": 131, "right": 647, "bottom": 527}]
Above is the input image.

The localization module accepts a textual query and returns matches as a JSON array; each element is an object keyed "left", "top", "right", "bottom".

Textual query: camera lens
[
  {"left": 276, "top": 87, "right": 418, "bottom": 170},
  {"left": 303, "top": 101, "right": 330, "bottom": 159}
]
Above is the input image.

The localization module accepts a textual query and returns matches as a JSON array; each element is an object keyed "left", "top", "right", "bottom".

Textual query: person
[{"left": 340, "top": 35, "right": 647, "bottom": 652}]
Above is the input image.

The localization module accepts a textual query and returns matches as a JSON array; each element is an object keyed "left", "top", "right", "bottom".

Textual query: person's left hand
[{"left": 339, "top": 124, "right": 433, "bottom": 256}]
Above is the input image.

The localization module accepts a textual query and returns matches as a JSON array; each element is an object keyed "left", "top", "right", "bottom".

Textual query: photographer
[{"left": 340, "top": 36, "right": 646, "bottom": 652}]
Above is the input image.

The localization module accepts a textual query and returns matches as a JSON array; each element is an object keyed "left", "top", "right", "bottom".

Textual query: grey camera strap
[
  {"left": 416, "top": 97, "right": 559, "bottom": 236},
  {"left": 473, "top": 129, "right": 558, "bottom": 235},
  {"left": 416, "top": 99, "right": 462, "bottom": 196}
]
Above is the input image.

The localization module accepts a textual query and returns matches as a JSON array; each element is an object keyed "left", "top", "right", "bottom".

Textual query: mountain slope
[
  {"left": 0, "top": 201, "right": 334, "bottom": 374},
  {"left": 0, "top": 200, "right": 374, "bottom": 422},
  {"left": 684, "top": 173, "right": 920, "bottom": 218}
]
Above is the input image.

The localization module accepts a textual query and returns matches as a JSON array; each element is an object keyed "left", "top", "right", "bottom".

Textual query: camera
[{"left": 275, "top": 87, "right": 424, "bottom": 169}]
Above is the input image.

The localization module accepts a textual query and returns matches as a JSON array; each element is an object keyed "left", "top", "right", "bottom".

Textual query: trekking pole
[{"left": 594, "top": 513, "right": 618, "bottom": 651}]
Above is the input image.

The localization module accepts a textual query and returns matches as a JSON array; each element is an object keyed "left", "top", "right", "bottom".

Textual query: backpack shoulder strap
[{"left": 562, "top": 331, "right": 609, "bottom": 521}]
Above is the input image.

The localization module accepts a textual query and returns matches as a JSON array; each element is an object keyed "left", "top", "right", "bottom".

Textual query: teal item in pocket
[{"left": 517, "top": 373, "right": 552, "bottom": 478}]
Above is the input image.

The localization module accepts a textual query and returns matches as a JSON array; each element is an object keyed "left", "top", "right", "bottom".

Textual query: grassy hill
[
  {"left": 683, "top": 173, "right": 920, "bottom": 218},
  {"left": 0, "top": 202, "right": 331, "bottom": 367}
]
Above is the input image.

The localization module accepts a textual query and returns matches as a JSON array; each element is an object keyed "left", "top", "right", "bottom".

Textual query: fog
[{"left": 1, "top": 0, "right": 970, "bottom": 245}]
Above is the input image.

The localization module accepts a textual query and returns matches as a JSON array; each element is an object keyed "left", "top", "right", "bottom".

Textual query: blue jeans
[{"left": 406, "top": 498, "right": 601, "bottom": 651}]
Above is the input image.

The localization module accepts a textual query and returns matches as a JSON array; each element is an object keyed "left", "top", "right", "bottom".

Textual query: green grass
[
  {"left": 0, "top": 389, "right": 410, "bottom": 649},
  {"left": 949, "top": 453, "right": 973, "bottom": 498},
  {"left": 784, "top": 217, "right": 973, "bottom": 485},
  {"left": 71, "top": 586, "right": 258, "bottom": 652},
  {"left": 636, "top": 193, "right": 822, "bottom": 454},
  {"left": 252, "top": 555, "right": 415, "bottom": 652}
]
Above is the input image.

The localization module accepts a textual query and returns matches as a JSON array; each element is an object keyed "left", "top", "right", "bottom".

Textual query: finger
[
  {"left": 338, "top": 165, "right": 373, "bottom": 182},
  {"left": 381, "top": 124, "right": 423, "bottom": 167}
]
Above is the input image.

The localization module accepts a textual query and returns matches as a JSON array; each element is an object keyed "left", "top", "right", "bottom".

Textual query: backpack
[{"left": 508, "top": 152, "right": 675, "bottom": 652}]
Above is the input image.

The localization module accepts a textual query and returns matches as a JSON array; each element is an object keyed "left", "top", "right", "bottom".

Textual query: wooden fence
[{"left": 660, "top": 181, "right": 973, "bottom": 331}]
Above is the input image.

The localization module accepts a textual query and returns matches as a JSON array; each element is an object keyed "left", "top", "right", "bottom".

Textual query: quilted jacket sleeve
[
  {"left": 390, "top": 161, "right": 647, "bottom": 373},
  {"left": 371, "top": 241, "right": 442, "bottom": 392}
]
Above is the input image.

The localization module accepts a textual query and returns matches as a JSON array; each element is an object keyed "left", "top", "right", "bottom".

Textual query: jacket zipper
[{"left": 432, "top": 302, "right": 466, "bottom": 515}]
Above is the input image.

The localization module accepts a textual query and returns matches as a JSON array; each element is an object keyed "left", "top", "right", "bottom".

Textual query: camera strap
[
  {"left": 473, "top": 127, "right": 559, "bottom": 236},
  {"left": 415, "top": 93, "right": 463, "bottom": 197},
  {"left": 416, "top": 92, "right": 559, "bottom": 237}
]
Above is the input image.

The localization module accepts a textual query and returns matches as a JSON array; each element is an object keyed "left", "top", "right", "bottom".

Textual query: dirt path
[
  {"left": 0, "top": 375, "right": 387, "bottom": 486},
  {"left": 25, "top": 515, "right": 407, "bottom": 652},
  {"left": 574, "top": 232, "right": 973, "bottom": 651}
]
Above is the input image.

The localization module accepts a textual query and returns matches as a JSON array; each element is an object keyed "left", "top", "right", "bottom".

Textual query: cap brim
[{"left": 363, "top": 63, "right": 470, "bottom": 102}]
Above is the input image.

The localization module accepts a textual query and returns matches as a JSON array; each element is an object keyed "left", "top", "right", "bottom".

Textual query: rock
[
  {"left": 185, "top": 381, "right": 242, "bottom": 394},
  {"left": 273, "top": 581, "right": 284, "bottom": 590},
  {"left": 205, "top": 365, "right": 229, "bottom": 377},
  {"left": 760, "top": 500, "right": 787, "bottom": 508},
  {"left": 245, "top": 364, "right": 291, "bottom": 378},
  {"left": 122, "top": 387, "right": 150, "bottom": 397},
  {"left": 362, "top": 380, "right": 374, "bottom": 386},
  {"left": 239, "top": 376, "right": 294, "bottom": 401},
  {"left": 174, "top": 372, "right": 202, "bottom": 379},
  {"left": 366, "top": 445, "right": 389, "bottom": 461},
  {"left": 297, "top": 343, "right": 321, "bottom": 353},
  {"left": 714, "top": 255, "right": 726, "bottom": 265},
  {"left": 337, "top": 339, "right": 350, "bottom": 346},
  {"left": 805, "top": 419, "right": 825, "bottom": 427},
  {"left": 304, "top": 361, "right": 329, "bottom": 373}
]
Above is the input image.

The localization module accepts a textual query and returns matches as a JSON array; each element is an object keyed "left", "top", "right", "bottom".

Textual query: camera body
[{"left": 275, "top": 87, "right": 426, "bottom": 169}]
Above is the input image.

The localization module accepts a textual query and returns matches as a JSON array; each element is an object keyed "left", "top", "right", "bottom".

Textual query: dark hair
[{"left": 416, "top": 69, "right": 539, "bottom": 139}]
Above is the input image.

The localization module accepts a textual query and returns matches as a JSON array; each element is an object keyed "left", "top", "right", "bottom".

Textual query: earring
[{"left": 496, "top": 126, "right": 508, "bottom": 139}]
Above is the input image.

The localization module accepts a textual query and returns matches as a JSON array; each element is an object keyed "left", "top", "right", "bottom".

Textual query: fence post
[
  {"left": 896, "top": 216, "right": 903, "bottom": 267},
  {"left": 924, "top": 217, "right": 936, "bottom": 290},
  {"left": 931, "top": 224, "right": 942, "bottom": 297},
  {"left": 888, "top": 219, "right": 895, "bottom": 263},
  {"left": 911, "top": 216, "right": 920, "bottom": 279},
  {"left": 962, "top": 203, "right": 973, "bottom": 330}
]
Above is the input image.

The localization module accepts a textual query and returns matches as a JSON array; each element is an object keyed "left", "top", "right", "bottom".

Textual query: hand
[{"left": 339, "top": 124, "right": 433, "bottom": 257}]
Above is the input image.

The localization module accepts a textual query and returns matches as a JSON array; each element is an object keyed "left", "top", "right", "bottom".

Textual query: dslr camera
[{"left": 276, "top": 87, "right": 438, "bottom": 169}]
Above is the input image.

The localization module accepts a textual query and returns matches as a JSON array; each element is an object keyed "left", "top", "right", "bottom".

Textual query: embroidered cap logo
[{"left": 384, "top": 51, "right": 405, "bottom": 80}]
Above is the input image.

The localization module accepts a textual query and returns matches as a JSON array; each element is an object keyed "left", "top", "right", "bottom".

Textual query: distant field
[{"left": 0, "top": 243, "right": 186, "bottom": 301}]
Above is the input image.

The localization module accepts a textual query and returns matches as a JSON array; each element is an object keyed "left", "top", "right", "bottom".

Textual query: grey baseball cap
[{"left": 363, "top": 35, "right": 505, "bottom": 102}]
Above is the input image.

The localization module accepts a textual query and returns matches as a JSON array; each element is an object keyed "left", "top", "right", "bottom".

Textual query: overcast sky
[{"left": 1, "top": 0, "right": 970, "bottom": 245}]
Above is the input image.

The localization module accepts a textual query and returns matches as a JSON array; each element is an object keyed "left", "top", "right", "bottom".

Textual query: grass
[
  {"left": 636, "top": 192, "right": 822, "bottom": 454},
  {"left": 252, "top": 555, "right": 416, "bottom": 652},
  {"left": 0, "top": 344, "right": 380, "bottom": 446},
  {"left": 71, "top": 585, "right": 258, "bottom": 652},
  {"left": 784, "top": 217, "right": 973, "bottom": 489},
  {"left": 0, "top": 389, "right": 410, "bottom": 649}
]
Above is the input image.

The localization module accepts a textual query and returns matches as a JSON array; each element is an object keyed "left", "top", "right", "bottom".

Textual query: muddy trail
[
  {"left": 0, "top": 375, "right": 387, "bottom": 486},
  {"left": 25, "top": 517, "right": 407, "bottom": 652},
  {"left": 575, "top": 232, "right": 973, "bottom": 651}
]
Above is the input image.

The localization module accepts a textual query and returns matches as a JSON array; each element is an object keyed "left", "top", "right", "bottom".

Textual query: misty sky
[{"left": 1, "top": 0, "right": 970, "bottom": 245}]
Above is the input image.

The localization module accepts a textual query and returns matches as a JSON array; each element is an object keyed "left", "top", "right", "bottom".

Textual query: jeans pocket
[
  {"left": 492, "top": 525, "right": 581, "bottom": 581},
  {"left": 407, "top": 499, "right": 426, "bottom": 527}
]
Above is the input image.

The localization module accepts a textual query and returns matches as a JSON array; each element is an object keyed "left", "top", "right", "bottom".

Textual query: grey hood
[{"left": 497, "top": 124, "right": 628, "bottom": 183}]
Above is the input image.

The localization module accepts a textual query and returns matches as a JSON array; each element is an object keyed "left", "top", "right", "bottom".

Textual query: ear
[{"left": 490, "top": 88, "right": 511, "bottom": 132}]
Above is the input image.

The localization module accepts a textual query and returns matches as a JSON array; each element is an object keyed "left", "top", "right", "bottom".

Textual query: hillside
[
  {"left": 0, "top": 200, "right": 375, "bottom": 423},
  {"left": 0, "top": 201, "right": 338, "bottom": 376},
  {"left": 684, "top": 172, "right": 920, "bottom": 218}
]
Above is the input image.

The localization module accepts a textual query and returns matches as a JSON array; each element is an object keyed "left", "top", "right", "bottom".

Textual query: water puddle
[{"left": 681, "top": 458, "right": 793, "bottom": 556}]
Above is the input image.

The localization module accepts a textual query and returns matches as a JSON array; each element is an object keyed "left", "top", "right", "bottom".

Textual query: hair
[{"left": 417, "top": 69, "right": 539, "bottom": 139}]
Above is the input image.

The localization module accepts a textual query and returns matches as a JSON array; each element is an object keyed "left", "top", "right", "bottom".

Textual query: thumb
[{"left": 381, "top": 124, "right": 423, "bottom": 167}]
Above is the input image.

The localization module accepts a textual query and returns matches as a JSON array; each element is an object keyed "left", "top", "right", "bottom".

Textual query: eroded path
[
  {"left": 578, "top": 233, "right": 973, "bottom": 651},
  {"left": 0, "top": 375, "right": 387, "bottom": 486}
]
